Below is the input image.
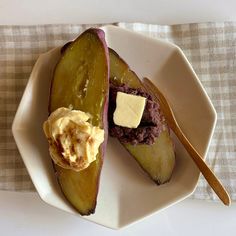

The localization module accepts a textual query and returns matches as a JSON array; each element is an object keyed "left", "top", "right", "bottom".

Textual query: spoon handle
[{"left": 142, "top": 77, "right": 231, "bottom": 206}]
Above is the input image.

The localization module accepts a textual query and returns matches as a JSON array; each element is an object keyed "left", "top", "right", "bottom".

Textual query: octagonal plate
[{"left": 12, "top": 25, "right": 216, "bottom": 229}]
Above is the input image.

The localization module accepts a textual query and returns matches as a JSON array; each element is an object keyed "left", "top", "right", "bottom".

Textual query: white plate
[{"left": 12, "top": 25, "right": 216, "bottom": 229}]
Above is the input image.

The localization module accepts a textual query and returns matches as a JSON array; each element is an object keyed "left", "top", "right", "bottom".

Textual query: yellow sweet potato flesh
[
  {"left": 109, "top": 49, "right": 175, "bottom": 184},
  {"left": 49, "top": 29, "right": 109, "bottom": 215}
]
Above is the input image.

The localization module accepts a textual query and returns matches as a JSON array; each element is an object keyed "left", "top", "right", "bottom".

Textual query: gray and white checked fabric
[{"left": 0, "top": 23, "right": 235, "bottom": 201}]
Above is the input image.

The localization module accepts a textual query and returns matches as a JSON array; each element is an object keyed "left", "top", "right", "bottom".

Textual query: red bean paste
[{"left": 109, "top": 83, "right": 166, "bottom": 145}]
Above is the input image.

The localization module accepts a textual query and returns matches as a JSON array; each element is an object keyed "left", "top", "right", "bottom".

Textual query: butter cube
[{"left": 113, "top": 92, "right": 146, "bottom": 128}]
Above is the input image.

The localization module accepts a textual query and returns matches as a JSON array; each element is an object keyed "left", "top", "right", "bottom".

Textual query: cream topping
[{"left": 43, "top": 107, "right": 104, "bottom": 171}]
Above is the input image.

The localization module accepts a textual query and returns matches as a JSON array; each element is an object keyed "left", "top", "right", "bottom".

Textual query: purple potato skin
[{"left": 93, "top": 28, "right": 110, "bottom": 158}]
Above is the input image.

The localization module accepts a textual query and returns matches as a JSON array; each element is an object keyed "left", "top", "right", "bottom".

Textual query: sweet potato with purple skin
[
  {"left": 49, "top": 28, "right": 109, "bottom": 215},
  {"left": 109, "top": 49, "right": 175, "bottom": 185}
]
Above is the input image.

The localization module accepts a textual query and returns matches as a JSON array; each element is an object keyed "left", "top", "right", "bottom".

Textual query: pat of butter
[{"left": 113, "top": 92, "right": 146, "bottom": 128}]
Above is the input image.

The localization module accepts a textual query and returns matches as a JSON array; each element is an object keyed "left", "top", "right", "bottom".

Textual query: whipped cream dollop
[{"left": 43, "top": 107, "right": 104, "bottom": 171}]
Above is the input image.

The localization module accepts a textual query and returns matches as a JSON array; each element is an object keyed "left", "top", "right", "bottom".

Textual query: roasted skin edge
[
  {"left": 49, "top": 28, "right": 109, "bottom": 215},
  {"left": 109, "top": 48, "right": 175, "bottom": 184}
]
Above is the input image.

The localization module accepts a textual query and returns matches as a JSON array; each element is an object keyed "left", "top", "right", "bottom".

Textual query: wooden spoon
[{"left": 142, "top": 77, "right": 231, "bottom": 206}]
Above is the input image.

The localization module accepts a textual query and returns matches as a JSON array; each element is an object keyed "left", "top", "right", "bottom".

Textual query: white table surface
[
  {"left": 0, "top": 191, "right": 235, "bottom": 236},
  {"left": 0, "top": 0, "right": 236, "bottom": 25},
  {"left": 1, "top": 0, "right": 236, "bottom": 235}
]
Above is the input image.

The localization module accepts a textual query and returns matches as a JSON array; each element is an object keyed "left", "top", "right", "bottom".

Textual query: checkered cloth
[{"left": 0, "top": 23, "right": 235, "bottom": 201}]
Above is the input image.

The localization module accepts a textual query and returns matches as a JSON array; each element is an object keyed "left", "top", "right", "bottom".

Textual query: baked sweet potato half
[
  {"left": 49, "top": 28, "right": 109, "bottom": 215},
  {"left": 109, "top": 48, "right": 175, "bottom": 184}
]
